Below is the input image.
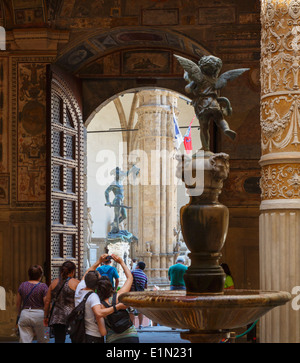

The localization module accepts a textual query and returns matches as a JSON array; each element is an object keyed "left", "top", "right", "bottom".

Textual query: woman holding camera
[
  {"left": 96, "top": 255, "right": 119, "bottom": 290},
  {"left": 97, "top": 254, "right": 139, "bottom": 343}
]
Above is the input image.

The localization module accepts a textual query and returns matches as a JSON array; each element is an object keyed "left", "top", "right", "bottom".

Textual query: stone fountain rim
[{"left": 119, "top": 289, "right": 292, "bottom": 308}]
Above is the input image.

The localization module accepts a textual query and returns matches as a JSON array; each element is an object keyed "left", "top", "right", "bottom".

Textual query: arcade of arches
[{"left": 0, "top": 0, "right": 299, "bottom": 343}]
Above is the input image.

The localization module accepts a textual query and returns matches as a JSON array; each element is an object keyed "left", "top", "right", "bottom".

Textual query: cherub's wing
[
  {"left": 174, "top": 54, "right": 203, "bottom": 83},
  {"left": 215, "top": 68, "right": 250, "bottom": 89}
]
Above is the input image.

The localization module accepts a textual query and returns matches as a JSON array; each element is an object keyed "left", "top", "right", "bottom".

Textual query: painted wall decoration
[
  {"left": 78, "top": 53, "right": 120, "bottom": 77},
  {"left": 123, "top": 50, "right": 170, "bottom": 75},
  {"left": 11, "top": 0, "right": 47, "bottom": 26},
  {"left": 0, "top": 0, "right": 4, "bottom": 26},
  {"left": 18, "top": 63, "right": 46, "bottom": 202},
  {"left": 57, "top": 43, "right": 98, "bottom": 73},
  {"left": 0, "top": 174, "right": 9, "bottom": 205},
  {"left": 198, "top": 7, "right": 236, "bottom": 25},
  {"left": 141, "top": 9, "right": 179, "bottom": 26},
  {"left": 12, "top": 57, "right": 54, "bottom": 207},
  {"left": 49, "top": 1, "right": 260, "bottom": 65},
  {"left": 72, "top": 0, "right": 110, "bottom": 17},
  {"left": 56, "top": 29, "right": 209, "bottom": 74},
  {"left": 0, "top": 58, "right": 8, "bottom": 174},
  {"left": 0, "top": 57, "right": 8, "bottom": 213}
]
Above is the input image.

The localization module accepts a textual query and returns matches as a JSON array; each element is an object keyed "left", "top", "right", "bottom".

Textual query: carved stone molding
[
  {"left": 6, "top": 29, "right": 69, "bottom": 51},
  {"left": 261, "top": 163, "right": 300, "bottom": 200},
  {"left": 260, "top": 151, "right": 300, "bottom": 165},
  {"left": 261, "top": 0, "right": 300, "bottom": 153}
]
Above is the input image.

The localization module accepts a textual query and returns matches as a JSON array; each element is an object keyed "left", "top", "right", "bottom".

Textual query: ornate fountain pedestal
[
  {"left": 178, "top": 151, "right": 229, "bottom": 294},
  {"left": 119, "top": 150, "right": 292, "bottom": 343}
]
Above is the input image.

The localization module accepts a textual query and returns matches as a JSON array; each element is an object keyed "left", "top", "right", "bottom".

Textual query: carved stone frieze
[
  {"left": 261, "top": 0, "right": 300, "bottom": 153},
  {"left": 261, "top": 163, "right": 300, "bottom": 199}
]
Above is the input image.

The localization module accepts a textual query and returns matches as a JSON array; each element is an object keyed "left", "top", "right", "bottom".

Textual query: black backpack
[
  {"left": 102, "top": 292, "right": 133, "bottom": 334},
  {"left": 66, "top": 291, "right": 93, "bottom": 343}
]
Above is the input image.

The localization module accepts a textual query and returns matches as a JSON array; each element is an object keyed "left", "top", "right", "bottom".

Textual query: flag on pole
[
  {"left": 184, "top": 116, "right": 195, "bottom": 154},
  {"left": 173, "top": 109, "right": 183, "bottom": 150}
]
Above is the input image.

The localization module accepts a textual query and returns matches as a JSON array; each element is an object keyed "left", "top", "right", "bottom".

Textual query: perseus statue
[
  {"left": 174, "top": 54, "right": 249, "bottom": 151},
  {"left": 105, "top": 165, "right": 139, "bottom": 235}
]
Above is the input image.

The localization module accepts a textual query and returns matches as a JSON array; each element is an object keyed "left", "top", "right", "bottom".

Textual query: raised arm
[
  {"left": 81, "top": 254, "right": 109, "bottom": 281},
  {"left": 111, "top": 254, "right": 133, "bottom": 296}
]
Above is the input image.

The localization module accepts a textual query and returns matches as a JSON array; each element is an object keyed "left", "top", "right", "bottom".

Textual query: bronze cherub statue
[{"left": 174, "top": 54, "right": 249, "bottom": 151}]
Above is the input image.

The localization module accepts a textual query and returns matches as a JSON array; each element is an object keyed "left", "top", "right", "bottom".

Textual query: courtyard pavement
[{"left": 46, "top": 325, "right": 190, "bottom": 344}]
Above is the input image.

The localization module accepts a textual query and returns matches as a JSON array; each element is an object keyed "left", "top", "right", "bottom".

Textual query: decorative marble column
[
  {"left": 135, "top": 89, "right": 178, "bottom": 285},
  {"left": 260, "top": 0, "right": 300, "bottom": 343}
]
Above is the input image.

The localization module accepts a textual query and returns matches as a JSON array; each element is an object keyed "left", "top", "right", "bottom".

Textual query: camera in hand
[{"left": 105, "top": 255, "right": 113, "bottom": 261}]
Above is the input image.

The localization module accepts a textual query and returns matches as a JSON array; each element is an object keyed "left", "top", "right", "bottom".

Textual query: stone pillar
[
  {"left": 260, "top": 0, "right": 300, "bottom": 343},
  {"left": 135, "top": 89, "right": 178, "bottom": 285}
]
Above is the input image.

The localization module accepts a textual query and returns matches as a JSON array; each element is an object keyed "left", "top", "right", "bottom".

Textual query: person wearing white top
[
  {"left": 75, "top": 279, "right": 106, "bottom": 342},
  {"left": 74, "top": 254, "right": 127, "bottom": 343}
]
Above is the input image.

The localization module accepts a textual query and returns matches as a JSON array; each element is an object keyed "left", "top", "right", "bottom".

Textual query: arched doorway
[
  {"left": 46, "top": 29, "right": 211, "bottom": 281},
  {"left": 85, "top": 87, "right": 198, "bottom": 285}
]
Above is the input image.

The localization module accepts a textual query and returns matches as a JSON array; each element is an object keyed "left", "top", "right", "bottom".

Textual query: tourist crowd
[
  {"left": 16, "top": 254, "right": 148, "bottom": 344},
  {"left": 16, "top": 253, "right": 230, "bottom": 344}
]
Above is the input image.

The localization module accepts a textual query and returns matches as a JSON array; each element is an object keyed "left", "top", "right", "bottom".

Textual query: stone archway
[
  {"left": 51, "top": 27, "right": 210, "bottom": 283},
  {"left": 53, "top": 27, "right": 210, "bottom": 121},
  {"left": 84, "top": 86, "right": 196, "bottom": 286}
]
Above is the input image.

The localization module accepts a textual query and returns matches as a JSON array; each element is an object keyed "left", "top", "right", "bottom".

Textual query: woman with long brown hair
[{"left": 44, "top": 261, "right": 80, "bottom": 343}]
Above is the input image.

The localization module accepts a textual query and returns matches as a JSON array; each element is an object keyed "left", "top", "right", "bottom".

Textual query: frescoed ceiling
[{"left": 0, "top": 0, "right": 261, "bottom": 67}]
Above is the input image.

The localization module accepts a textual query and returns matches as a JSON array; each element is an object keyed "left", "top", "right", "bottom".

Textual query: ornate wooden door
[{"left": 46, "top": 65, "right": 85, "bottom": 281}]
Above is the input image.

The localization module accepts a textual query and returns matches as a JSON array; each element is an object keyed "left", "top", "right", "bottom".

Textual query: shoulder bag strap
[
  {"left": 112, "top": 292, "right": 117, "bottom": 306},
  {"left": 112, "top": 292, "right": 118, "bottom": 312},
  {"left": 17, "top": 282, "right": 41, "bottom": 322},
  {"left": 83, "top": 291, "right": 93, "bottom": 303},
  {"left": 101, "top": 294, "right": 116, "bottom": 311},
  {"left": 55, "top": 277, "right": 71, "bottom": 300},
  {"left": 101, "top": 300, "right": 110, "bottom": 308},
  {"left": 21, "top": 282, "right": 41, "bottom": 310},
  {"left": 48, "top": 277, "right": 70, "bottom": 320}
]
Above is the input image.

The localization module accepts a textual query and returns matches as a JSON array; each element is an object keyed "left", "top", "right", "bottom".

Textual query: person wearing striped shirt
[{"left": 130, "top": 262, "right": 148, "bottom": 329}]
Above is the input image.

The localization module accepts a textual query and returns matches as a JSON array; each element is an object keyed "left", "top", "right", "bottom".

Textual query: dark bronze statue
[
  {"left": 105, "top": 165, "right": 139, "bottom": 242},
  {"left": 174, "top": 54, "right": 249, "bottom": 151}
]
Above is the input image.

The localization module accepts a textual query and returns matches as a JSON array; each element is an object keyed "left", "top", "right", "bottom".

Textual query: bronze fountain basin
[{"left": 119, "top": 289, "right": 291, "bottom": 343}]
